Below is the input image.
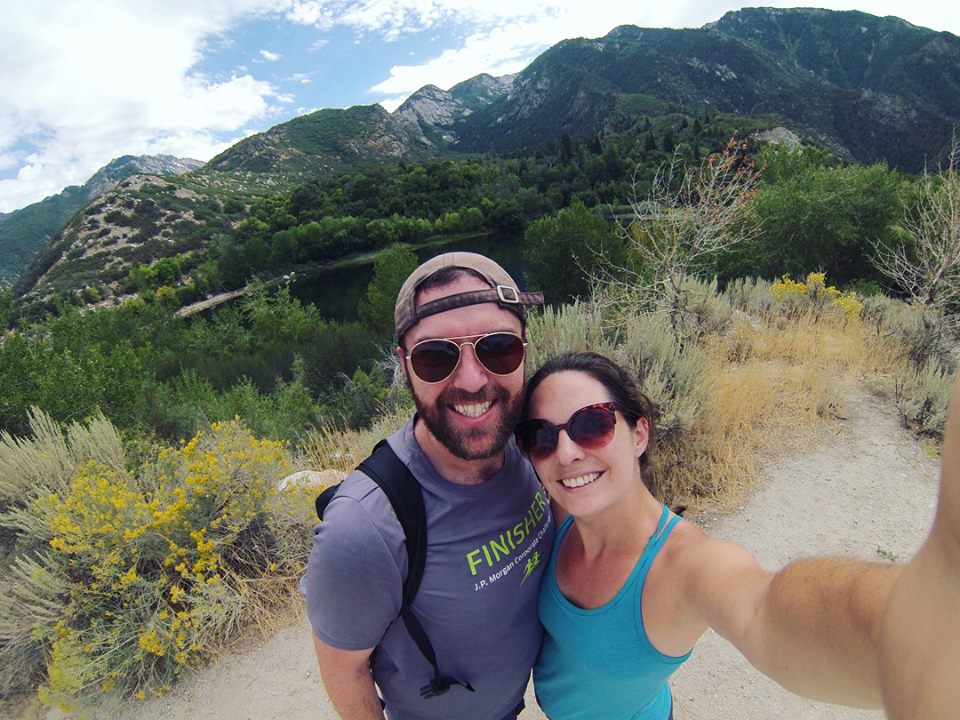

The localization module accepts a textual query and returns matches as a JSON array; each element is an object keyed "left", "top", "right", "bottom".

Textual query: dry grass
[
  {"left": 297, "top": 406, "right": 411, "bottom": 477},
  {"left": 728, "top": 309, "right": 909, "bottom": 377},
  {"left": 656, "top": 309, "right": 913, "bottom": 511},
  {"left": 655, "top": 357, "right": 828, "bottom": 511}
]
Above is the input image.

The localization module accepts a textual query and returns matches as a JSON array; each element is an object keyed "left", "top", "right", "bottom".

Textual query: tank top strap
[
  {"left": 649, "top": 504, "right": 681, "bottom": 549},
  {"left": 634, "top": 504, "right": 681, "bottom": 580}
]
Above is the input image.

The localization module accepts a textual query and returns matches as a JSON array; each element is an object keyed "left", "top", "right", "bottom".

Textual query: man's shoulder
[{"left": 318, "top": 468, "right": 407, "bottom": 545}]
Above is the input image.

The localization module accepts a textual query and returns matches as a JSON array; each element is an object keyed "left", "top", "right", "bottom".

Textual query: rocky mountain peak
[{"left": 85, "top": 154, "right": 203, "bottom": 200}]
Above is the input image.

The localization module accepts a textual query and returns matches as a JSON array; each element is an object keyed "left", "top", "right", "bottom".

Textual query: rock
[{"left": 276, "top": 469, "right": 342, "bottom": 493}]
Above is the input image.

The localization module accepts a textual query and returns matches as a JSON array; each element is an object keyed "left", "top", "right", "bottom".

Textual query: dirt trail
[
  {"left": 48, "top": 381, "right": 940, "bottom": 720},
  {"left": 669, "top": 382, "right": 939, "bottom": 719}
]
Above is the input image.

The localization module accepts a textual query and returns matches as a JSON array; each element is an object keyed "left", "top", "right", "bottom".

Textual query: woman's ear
[{"left": 632, "top": 416, "right": 650, "bottom": 458}]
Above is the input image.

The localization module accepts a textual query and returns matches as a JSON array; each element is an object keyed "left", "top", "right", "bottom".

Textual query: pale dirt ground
[{"left": 38, "top": 380, "right": 940, "bottom": 720}]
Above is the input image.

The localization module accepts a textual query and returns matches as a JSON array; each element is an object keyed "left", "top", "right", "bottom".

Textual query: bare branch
[
  {"left": 606, "top": 134, "right": 761, "bottom": 338},
  {"left": 873, "top": 131, "right": 960, "bottom": 320}
]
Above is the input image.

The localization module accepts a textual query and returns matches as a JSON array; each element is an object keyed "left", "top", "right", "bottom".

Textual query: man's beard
[{"left": 412, "top": 383, "right": 524, "bottom": 461}]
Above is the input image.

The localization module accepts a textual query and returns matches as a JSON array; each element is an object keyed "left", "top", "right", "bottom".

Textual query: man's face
[{"left": 400, "top": 276, "right": 526, "bottom": 461}]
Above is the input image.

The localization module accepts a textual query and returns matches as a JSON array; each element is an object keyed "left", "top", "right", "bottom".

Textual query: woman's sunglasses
[
  {"left": 404, "top": 332, "right": 527, "bottom": 384},
  {"left": 514, "top": 402, "right": 620, "bottom": 460}
]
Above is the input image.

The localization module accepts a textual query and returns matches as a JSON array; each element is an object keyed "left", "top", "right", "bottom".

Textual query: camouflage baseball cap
[{"left": 394, "top": 252, "right": 544, "bottom": 341}]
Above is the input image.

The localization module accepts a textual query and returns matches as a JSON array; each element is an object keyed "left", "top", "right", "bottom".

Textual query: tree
[
  {"left": 523, "top": 202, "right": 623, "bottom": 304},
  {"left": 360, "top": 244, "right": 419, "bottom": 336},
  {"left": 607, "top": 135, "right": 760, "bottom": 340},
  {"left": 730, "top": 159, "right": 901, "bottom": 284},
  {"left": 662, "top": 129, "right": 676, "bottom": 154},
  {"left": 872, "top": 136, "right": 960, "bottom": 351},
  {"left": 0, "top": 285, "right": 13, "bottom": 330}
]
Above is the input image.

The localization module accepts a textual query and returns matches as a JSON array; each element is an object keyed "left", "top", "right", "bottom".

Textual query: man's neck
[{"left": 414, "top": 418, "right": 505, "bottom": 486}]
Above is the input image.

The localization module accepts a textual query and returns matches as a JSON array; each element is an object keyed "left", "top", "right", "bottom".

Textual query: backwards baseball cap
[{"left": 394, "top": 251, "right": 544, "bottom": 341}]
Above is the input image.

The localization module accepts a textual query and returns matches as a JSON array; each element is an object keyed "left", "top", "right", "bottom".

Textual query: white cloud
[
  {"left": 0, "top": 0, "right": 287, "bottom": 212},
  {"left": 365, "top": 3, "right": 644, "bottom": 101},
  {"left": 378, "top": 95, "right": 411, "bottom": 112},
  {"left": 2, "top": 0, "right": 959, "bottom": 213},
  {"left": 286, "top": 0, "right": 336, "bottom": 30}
]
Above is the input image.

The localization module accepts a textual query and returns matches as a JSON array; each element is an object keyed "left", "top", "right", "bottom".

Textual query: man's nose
[{"left": 450, "top": 343, "right": 488, "bottom": 392}]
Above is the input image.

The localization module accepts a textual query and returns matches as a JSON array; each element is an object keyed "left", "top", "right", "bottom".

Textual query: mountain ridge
[
  {"left": 0, "top": 154, "right": 202, "bottom": 282},
  {"left": 8, "top": 7, "right": 960, "bottom": 312}
]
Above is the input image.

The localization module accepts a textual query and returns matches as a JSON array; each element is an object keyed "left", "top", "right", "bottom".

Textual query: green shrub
[
  {"left": 0, "top": 418, "right": 306, "bottom": 710},
  {"left": 525, "top": 302, "right": 612, "bottom": 372},
  {"left": 671, "top": 277, "right": 733, "bottom": 342},
  {"left": 725, "top": 276, "right": 774, "bottom": 316},
  {"left": 525, "top": 301, "right": 710, "bottom": 439},
  {"left": 860, "top": 294, "right": 944, "bottom": 369},
  {"left": 321, "top": 364, "right": 402, "bottom": 430},
  {"left": 896, "top": 359, "right": 955, "bottom": 437},
  {"left": 615, "top": 313, "right": 712, "bottom": 439}
]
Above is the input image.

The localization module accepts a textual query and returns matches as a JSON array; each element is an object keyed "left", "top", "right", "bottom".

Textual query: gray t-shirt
[{"left": 306, "top": 418, "right": 553, "bottom": 720}]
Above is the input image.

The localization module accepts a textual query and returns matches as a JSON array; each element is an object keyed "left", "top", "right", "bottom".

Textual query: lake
[{"left": 290, "top": 231, "right": 529, "bottom": 322}]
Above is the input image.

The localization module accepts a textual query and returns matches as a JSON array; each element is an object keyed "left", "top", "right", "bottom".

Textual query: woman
[{"left": 515, "top": 351, "right": 958, "bottom": 720}]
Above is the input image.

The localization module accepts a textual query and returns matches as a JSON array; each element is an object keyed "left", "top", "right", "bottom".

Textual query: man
[{"left": 305, "top": 252, "right": 554, "bottom": 720}]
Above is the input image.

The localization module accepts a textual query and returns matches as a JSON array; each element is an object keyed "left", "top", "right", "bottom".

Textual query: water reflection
[{"left": 291, "top": 232, "right": 529, "bottom": 322}]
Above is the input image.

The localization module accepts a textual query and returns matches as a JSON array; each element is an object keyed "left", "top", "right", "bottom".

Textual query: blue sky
[{"left": 2, "top": 0, "right": 959, "bottom": 214}]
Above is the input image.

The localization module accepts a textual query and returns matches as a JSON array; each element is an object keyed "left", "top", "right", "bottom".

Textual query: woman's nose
[{"left": 554, "top": 428, "right": 585, "bottom": 465}]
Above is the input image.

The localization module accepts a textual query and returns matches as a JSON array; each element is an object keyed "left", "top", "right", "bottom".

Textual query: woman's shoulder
[{"left": 659, "top": 515, "right": 757, "bottom": 586}]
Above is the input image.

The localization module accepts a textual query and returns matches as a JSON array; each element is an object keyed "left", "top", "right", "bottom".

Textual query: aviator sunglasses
[
  {"left": 403, "top": 332, "right": 527, "bottom": 384},
  {"left": 515, "top": 402, "right": 620, "bottom": 460}
]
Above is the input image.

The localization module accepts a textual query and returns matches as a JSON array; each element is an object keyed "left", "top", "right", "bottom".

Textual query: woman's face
[{"left": 524, "top": 370, "right": 648, "bottom": 518}]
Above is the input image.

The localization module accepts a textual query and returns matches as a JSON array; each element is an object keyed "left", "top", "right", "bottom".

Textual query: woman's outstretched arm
[
  {"left": 879, "top": 374, "right": 960, "bottom": 719},
  {"left": 683, "top": 375, "right": 958, "bottom": 713}
]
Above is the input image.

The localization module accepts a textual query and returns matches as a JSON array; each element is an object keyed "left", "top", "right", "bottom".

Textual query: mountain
[
  {"left": 392, "top": 74, "right": 514, "bottom": 146},
  {"left": 192, "top": 8, "right": 960, "bottom": 181},
  {"left": 206, "top": 104, "right": 438, "bottom": 174},
  {"left": 207, "top": 74, "right": 515, "bottom": 175},
  {"left": 11, "top": 7, "right": 960, "bottom": 317},
  {"left": 0, "top": 155, "right": 202, "bottom": 281},
  {"left": 452, "top": 10, "right": 959, "bottom": 169},
  {"left": 708, "top": 8, "right": 960, "bottom": 168}
]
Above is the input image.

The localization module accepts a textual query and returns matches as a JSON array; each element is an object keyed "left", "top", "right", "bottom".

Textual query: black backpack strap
[
  {"left": 357, "top": 440, "right": 474, "bottom": 699},
  {"left": 314, "top": 482, "right": 340, "bottom": 519}
]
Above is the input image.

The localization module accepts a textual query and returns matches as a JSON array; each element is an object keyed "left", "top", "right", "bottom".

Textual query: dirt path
[
  {"left": 54, "top": 381, "right": 939, "bottom": 720},
  {"left": 669, "top": 382, "right": 939, "bottom": 719}
]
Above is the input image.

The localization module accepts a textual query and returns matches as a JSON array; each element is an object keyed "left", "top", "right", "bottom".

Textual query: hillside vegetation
[
  {"left": 1, "top": 135, "right": 958, "bottom": 714},
  {"left": 8, "top": 7, "right": 960, "bottom": 311},
  {"left": 2, "top": 7, "right": 960, "bottom": 713},
  {"left": 0, "top": 156, "right": 203, "bottom": 282}
]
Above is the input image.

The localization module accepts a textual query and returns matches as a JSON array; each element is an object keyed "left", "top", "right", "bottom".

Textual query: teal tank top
[{"left": 534, "top": 505, "right": 690, "bottom": 720}]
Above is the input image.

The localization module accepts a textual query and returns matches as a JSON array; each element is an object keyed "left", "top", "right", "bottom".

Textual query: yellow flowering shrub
[
  {"left": 31, "top": 419, "right": 303, "bottom": 710},
  {"left": 770, "top": 272, "right": 863, "bottom": 322}
]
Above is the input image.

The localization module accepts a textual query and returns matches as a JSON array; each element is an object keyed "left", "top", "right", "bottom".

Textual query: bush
[
  {"left": 321, "top": 364, "right": 401, "bottom": 430},
  {"left": 0, "top": 418, "right": 309, "bottom": 710},
  {"left": 725, "top": 276, "right": 774, "bottom": 316},
  {"left": 896, "top": 359, "right": 956, "bottom": 437},
  {"left": 523, "top": 202, "right": 623, "bottom": 303},
  {"left": 616, "top": 313, "right": 712, "bottom": 440},
  {"left": 860, "top": 294, "right": 944, "bottom": 369},
  {"left": 525, "top": 302, "right": 612, "bottom": 371},
  {"left": 770, "top": 272, "right": 863, "bottom": 323}
]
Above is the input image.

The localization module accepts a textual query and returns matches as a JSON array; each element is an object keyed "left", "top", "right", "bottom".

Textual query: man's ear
[{"left": 396, "top": 346, "right": 409, "bottom": 378}]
